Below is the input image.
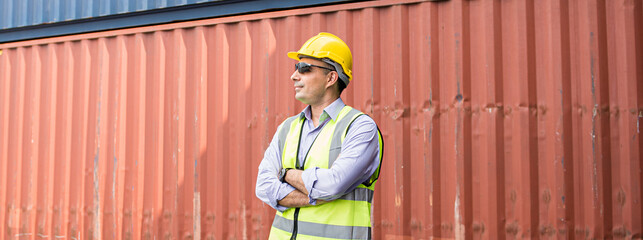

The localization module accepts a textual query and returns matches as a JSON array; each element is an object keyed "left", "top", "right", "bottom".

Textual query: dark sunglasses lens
[{"left": 295, "top": 62, "right": 311, "bottom": 73}]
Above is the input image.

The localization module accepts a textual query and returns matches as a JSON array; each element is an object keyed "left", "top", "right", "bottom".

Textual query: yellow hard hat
[{"left": 288, "top": 32, "right": 353, "bottom": 85}]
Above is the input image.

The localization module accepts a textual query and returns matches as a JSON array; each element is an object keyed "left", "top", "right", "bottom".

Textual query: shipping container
[
  {"left": 0, "top": 0, "right": 217, "bottom": 29},
  {"left": 0, "top": 0, "right": 355, "bottom": 43},
  {"left": 0, "top": 0, "right": 642, "bottom": 239}
]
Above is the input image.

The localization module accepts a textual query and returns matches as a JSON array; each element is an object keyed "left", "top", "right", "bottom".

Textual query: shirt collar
[{"left": 299, "top": 98, "right": 346, "bottom": 123}]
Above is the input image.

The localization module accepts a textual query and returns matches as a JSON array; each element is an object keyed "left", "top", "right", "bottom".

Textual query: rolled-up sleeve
[
  {"left": 301, "top": 115, "right": 380, "bottom": 202},
  {"left": 255, "top": 126, "right": 295, "bottom": 212}
]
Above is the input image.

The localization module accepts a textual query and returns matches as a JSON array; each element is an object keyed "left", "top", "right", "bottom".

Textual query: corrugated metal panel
[
  {"left": 0, "top": 0, "right": 218, "bottom": 29},
  {"left": 0, "top": 0, "right": 642, "bottom": 239},
  {"left": 0, "top": 0, "right": 356, "bottom": 43}
]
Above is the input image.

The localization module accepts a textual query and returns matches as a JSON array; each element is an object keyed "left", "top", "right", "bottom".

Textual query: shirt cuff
[
  {"left": 273, "top": 182, "right": 295, "bottom": 212},
  {"left": 301, "top": 167, "right": 319, "bottom": 205}
]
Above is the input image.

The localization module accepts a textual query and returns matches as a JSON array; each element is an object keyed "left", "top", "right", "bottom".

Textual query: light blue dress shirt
[{"left": 255, "top": 98, "right": 381, "bottom": 211}]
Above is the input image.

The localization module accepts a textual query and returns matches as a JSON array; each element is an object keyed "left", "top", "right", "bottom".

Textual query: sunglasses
[{"left": 294, "top": 62, "right": 335, "bottom": 74}]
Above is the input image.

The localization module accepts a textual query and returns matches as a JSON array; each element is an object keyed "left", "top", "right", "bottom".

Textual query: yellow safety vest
[{"left": 269, "top": 106, "right": 383, "bottom": 240}]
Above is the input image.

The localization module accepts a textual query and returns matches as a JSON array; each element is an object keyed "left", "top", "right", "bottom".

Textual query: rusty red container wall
[{"left": 0, "top": 0, "right": 642, "bottom": 239}]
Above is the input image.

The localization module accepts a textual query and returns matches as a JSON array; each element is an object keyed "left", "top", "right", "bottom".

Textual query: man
[{"left": 255, "top": 32, "right": 383, "bottom": 240}]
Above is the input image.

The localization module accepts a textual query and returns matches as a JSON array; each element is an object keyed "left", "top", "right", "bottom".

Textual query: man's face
[{"left": 291, "top": 58, "right": 333, "bottom": 105}]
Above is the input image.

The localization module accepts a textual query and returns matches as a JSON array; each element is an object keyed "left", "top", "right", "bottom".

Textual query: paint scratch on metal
[
  {"left": 93, "top": 150, "right": 101, "bottom": 240},
  {"left": 453, "top": 28, "right": 464, "bottom": 236},
  {"left": 637, "top": 111, "right": 641, "bottom": 133},
  {"left": 589, "top": 32, "right": 599, "bottom": 207},
  {"left": 428, "top": 121, "right": 433, "bottom": 143},
  {"left": 112, "top": 155, "right": 117, "bottom": 240},
  {"left": 242, "top": 200, "right": 247, "bottom": 240},
  {"left": 94, "top": 49, "right": 103, "bottom": 240},
  {"left": 113, "top": 82, "right": 120, "bottom": 240},
  {"left": 394, "top": 84, "right": 398, "bottom": 98},
  {"left": 193, "top": 192, "right": 201, "bottom": 240},
  {"left": 561, "top": 156, "right": 564, "bottom": 168},
  {"left": 455, "top": 38, "right": 461, "bottom": 99},
  {"left": 454, "top": 187, "right": 464, "bottom": 240}
]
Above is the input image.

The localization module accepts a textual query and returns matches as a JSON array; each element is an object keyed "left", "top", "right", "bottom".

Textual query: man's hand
[
  {"left": 277, "top": 189, "right": 310, "bottom": 208},
  {"left": 278, "top": 190, "right": 333, "bottom": 208},
  {"left": 283, "top": 169, "right": 308, "bottom": 195},
  {"left": 278, "top": 169, "right": 335, "bottom": 208}
]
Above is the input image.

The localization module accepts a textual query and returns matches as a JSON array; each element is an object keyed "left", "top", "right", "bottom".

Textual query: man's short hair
[{"left": 337, "top": 79, "right": 346, "bottom": 95}]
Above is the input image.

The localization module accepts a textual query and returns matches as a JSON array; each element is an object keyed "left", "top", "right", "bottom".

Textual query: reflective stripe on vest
[
  {"left": 272, "top": 215, "right": 371, "bottom": 240},
  {"left": 269, "top": 106, "right": 382, "bottom": 240}
]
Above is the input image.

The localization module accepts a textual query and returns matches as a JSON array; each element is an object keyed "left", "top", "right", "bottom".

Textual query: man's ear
[{"left": 326, "top": 71, "right": 339, "bottom": 87}]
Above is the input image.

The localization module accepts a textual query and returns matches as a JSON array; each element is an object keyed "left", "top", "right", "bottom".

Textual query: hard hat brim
[{"left": 287, "top": 51, "right": 306, "bottom": 61}]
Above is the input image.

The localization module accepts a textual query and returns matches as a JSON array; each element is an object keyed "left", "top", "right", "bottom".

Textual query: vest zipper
[
  {"left": 291, "top": 117, "right": 325, "bottom": 240},
  {"left": 290, "top": 120, "right": 306, "bottom": 240},
  {"left": 290, "top": 208, "right": 300, "bottom": 240}
]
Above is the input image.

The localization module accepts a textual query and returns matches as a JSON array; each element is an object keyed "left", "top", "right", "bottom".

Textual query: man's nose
[{"left": 291, "top": 70, "right": 300, "bottom": 81}]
